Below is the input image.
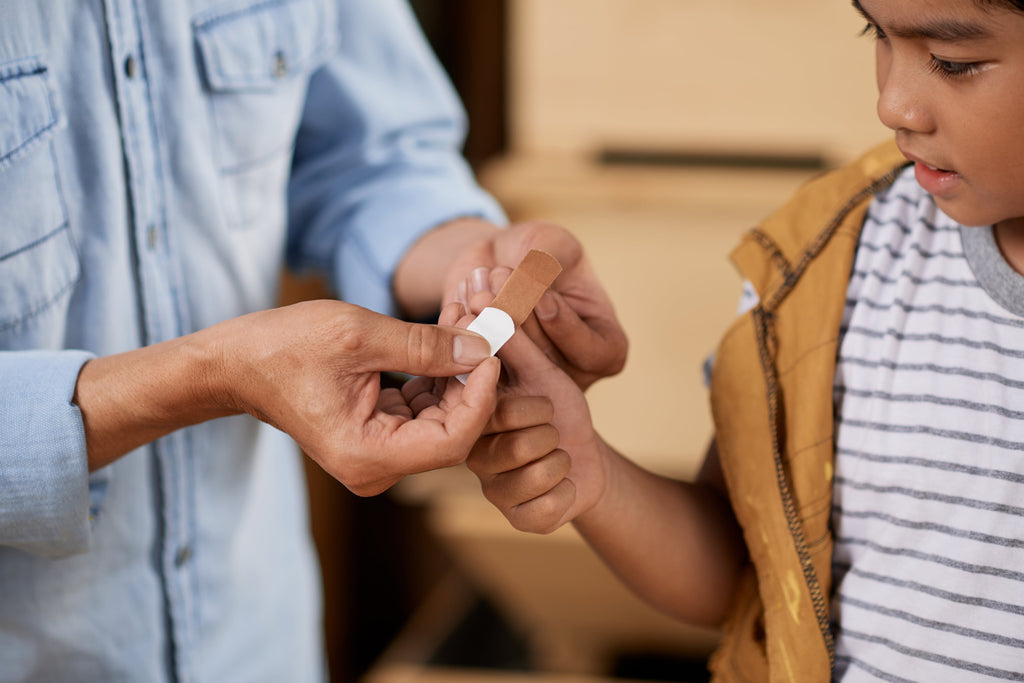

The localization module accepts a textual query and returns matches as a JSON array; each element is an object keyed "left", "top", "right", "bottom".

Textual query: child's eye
[
  {"left": 859, "top": 22, "right": 887, "bottom": 40},
  {"left": 928, "top": 57, "right": 982, "bottom": 80}
]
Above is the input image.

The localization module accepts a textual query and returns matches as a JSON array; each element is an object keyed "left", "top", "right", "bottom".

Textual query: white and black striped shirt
[{"left": 830, "top": 167, "right": 1024, "bottom": 681}]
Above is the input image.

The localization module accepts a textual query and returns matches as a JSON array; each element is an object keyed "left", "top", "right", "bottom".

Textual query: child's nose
[{"left": 875, "top": 53, "right": 936, "bottom": 134}]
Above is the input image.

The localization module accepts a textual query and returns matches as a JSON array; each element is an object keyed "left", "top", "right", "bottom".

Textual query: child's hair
[{"left": 979, "top": 0, "right": 1024, "bottom": 11}]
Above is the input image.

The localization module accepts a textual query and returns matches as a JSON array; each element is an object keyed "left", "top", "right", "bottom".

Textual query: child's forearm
[{"left": 572, "top": 438, "right": 746, "bottom": 627}]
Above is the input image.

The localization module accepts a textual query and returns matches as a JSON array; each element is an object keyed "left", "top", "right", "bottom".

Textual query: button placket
[
  {"left": 174, "top": 545, "right": 192, "bottom": 567},
  {"left": 272, "top": 50, "right": 288, "bottom": 78},
  {"left": 102, "top": 1, "right": 195, "bottom": 679},
  {"left": 124, "top": 53, "right": 137, "bottom": 79}
]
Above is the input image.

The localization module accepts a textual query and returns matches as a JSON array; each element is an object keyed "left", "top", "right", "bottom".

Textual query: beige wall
[{"left": 507, "top": 0, "right": 888, "bottom": 164}]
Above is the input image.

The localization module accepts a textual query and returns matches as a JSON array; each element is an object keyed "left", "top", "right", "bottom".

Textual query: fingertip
[
  {"left": 471, "top": 266, "right": 492, "bottom": 295},
  {"left": 446, "top": 358, "right": 500, "bottom": 438},
  {"left": 534, "top": 290, "right": 558, "bottom": 321},
  {"left": 489, "top": 266, "right": 512, "bottom": 293},
  {"left": 439, "top": 301, "right": 466, "bottom": 327},
  {"left": 451, "top": 328, "right": 492, "bottom": 366},
  {"left": 400, "top": 374, "right": 433, "bottom": 402},
  {"left": 469, "top": 357, "right": 502, "bottom": 391},
  {"left": 467, "top": 289, "right": 496, "bottom": 315},
  {"left": 462, "top": 358, "right": 500, "bottom": 408}
]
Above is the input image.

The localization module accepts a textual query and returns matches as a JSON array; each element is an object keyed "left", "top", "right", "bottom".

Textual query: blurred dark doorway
[{"left": 411, "top": 0, "right": 508, "bottom": 167}]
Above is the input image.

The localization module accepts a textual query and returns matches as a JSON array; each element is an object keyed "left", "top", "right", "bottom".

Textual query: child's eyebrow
[{"left": 851, "top": 0, "right": 991, "bottom": 42}]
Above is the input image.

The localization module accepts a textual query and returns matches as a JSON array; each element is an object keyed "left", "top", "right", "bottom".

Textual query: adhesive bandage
[{"left": 456, "top": 248, "right": 562, "bottom": 383}]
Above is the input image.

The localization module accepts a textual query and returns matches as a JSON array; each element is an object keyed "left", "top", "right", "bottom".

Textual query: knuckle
[
  {"left": 482, "top": 484, "right": 507, "bottom": 510},
  {"left": 487, "top": 424, "right": 558, "bottom": 467},
  {"left": 536, "top": 425, "right": 561, "bottom": 455},
  {"left": 518, "top": 220, "right": 573, "bottom": 250},
  {"left": 510, "top": 507, "right": 559, "bottom": 535},
  {"left": 501, "top": 432, "right": 531, "bottom": 464},
  {"left": 500, "top": 432, "right": 539, "bottom": 468},
  {"left": 483, "top": 431, "right": 515, "bottom": 463},
  {"left": 515, "top": 220, "right": 554, "bottom": 247},
  {"left": 347, "top": 478, "right": 390, "bottom": 497},
  {"left": 405, "top": 323, "right": 442, "bottom": 369},
  {"left": 527, "top": 493, "right": 561, "bottom": 522},
  {"left": 535, "top": 520, "right": 562, "bottom": 536},
  {"left": 518, "top": 459, "right": 557, "bottom": 495},
  {"left": 465, "top": 446, "right": 487, "bottom": 475},
  {"left": 335, "top": 316, "right": 371, "bottom": 356},
  {"left": 333, "top": 457, "right": 390, "bottom": 497},
  {"left": 508, "top": 511, "right": 542, "bottom": 534},
  {"left": 549, "top": 449, "right": 572, "bottom": 479}
]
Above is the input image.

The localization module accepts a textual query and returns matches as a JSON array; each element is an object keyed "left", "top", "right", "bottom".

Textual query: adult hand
[
  {"left": 217, "top": 300, "right": 501, "bottom": 495},
  {"left": 76, "top": 300, "right": 500, "bottom": 495},
  {"left": 445, "top": 220, "right": 628, "bottom": 390}
]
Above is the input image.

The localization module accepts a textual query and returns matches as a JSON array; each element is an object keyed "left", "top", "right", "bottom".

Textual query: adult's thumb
[{"left": 365, "top": 317, "right": 492, "bottom": 377}]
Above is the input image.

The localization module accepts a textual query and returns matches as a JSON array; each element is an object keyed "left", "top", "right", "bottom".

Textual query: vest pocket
[
  {"left": 192, "top": 0, "right": 328, "bottom": 230},
  {"left": 0, "top": 57, "right": 78, "bottom": 344}
]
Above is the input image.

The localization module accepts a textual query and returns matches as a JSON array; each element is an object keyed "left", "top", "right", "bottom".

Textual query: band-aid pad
[{"left": 456, "top": 248, "right": 562, "bottom": 383}]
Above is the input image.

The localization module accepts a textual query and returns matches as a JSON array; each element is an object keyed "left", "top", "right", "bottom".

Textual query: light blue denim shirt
[{"left": 0, "top": 1, "right": 504, "bottom": 681}]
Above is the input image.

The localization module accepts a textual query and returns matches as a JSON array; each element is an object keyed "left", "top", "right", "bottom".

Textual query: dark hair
[{"left": 977, "top": 0, "right": 1024, "bottom": 11}]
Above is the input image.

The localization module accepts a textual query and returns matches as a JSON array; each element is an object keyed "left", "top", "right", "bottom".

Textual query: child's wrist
[{"left": 572, "top": 434, "right": 618, "bottom": 528}]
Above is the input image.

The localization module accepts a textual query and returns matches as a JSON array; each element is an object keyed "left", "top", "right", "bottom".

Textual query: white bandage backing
[{"left": 456, "top": 307, "right": 515, "bottom": 384}]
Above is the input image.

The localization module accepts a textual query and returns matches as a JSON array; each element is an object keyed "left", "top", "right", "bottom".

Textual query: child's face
[{"left": 856, "top": 0, "right": 1024, "bottom": 232}]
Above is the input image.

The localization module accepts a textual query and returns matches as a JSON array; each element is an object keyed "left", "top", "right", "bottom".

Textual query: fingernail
[
  {"left": 453, "top": 333, "right": 491, "bottom": 365},
  {"left": 472, "top": 267, "right": 491, "bottom": 294},
  {"left": 534, "top": 291, "right": 557, "bottom": 320}
]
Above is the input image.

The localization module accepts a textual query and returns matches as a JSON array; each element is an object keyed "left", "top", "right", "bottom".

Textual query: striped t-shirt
[{"left": 830, "top": 167, "right": 1024, "bottom": 681}]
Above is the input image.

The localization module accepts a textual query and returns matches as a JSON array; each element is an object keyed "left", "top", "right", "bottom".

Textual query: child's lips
[
  {"left": 914, "top": 160, "right": 962, "bottom": 197},
  {"left": 922, "top": 161, "right": 952, "bottom": 173},
  {"left": 901, "top": 148, "right": 962, "bottom": 197}
]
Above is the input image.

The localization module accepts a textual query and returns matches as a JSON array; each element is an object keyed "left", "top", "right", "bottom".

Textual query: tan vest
[{"left": 707, "top": 141, "right": 909, "bottom": 682}]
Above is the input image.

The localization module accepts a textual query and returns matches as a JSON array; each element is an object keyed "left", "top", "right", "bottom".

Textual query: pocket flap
[
  {"left": 193, "top": 0, "right": 326, "bottom": 92},
  {"left": 0, "top": 57, "right": 62, "bottom": 173}
]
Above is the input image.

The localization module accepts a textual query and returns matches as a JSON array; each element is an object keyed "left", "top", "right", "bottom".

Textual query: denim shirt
[{"left": 0, "top": 1, "right": 503, "bottom": 681}]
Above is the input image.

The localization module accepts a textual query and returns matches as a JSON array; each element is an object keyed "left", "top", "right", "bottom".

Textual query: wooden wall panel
[{"left": 508, "top": 0, "right": 887, "bottom": 164}]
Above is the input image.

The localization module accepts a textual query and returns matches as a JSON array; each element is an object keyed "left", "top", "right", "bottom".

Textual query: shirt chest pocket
[
  {"left": 0, "top": 57, "right": 78, "bottom": 347},
  {"left": 193, "top": 0, "right": 329, "bottom": 230}
]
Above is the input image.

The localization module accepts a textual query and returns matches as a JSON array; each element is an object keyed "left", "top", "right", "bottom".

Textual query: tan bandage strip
[
  {"left": 456, "top": 249, "right": 562, "bottom": 383},
  {"left": 488, "top": 248, "right": 563, "bottom": 325}
]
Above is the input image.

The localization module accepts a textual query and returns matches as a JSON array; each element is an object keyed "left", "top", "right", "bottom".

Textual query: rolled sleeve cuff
[
  {"left": 0, "top": 350, "right": 96, "bottom": 557},
  {"left": 334, "top": 176, "right": 506, "bottom": 317}
]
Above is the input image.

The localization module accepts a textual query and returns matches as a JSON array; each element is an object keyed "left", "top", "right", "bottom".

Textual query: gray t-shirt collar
[{"left": 961, "top": 224, "right": 1024, "bottom": 318}]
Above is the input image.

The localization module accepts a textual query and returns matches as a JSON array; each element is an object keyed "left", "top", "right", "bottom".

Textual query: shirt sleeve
[
  {"left": 0, "top": 350, "right": 96, "bottom": 557},
  {"left": 286, "top": 0, "right": 506, "bottom": 318}
]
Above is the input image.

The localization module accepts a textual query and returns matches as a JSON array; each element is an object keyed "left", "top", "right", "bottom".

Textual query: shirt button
[
  {"left": 272, "top": 50, "right": 288, "bottom": 78},
  {"left": 124, "top": 54, "right": 138, "bottom": 79},
  {"left": 175, "top": 545, "right": 192, "bottom": 567},
  {"left": 146, "top": 225, "right": 159, "bottom": 250}
]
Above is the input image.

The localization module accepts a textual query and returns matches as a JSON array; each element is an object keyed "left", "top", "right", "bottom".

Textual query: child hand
[
  {"left": 466, "top": 394, "right": 577, "bottom": 533},
  {"left": 441, "top": 298, "right": 608, "bottom": 533},
  {"left": 446, "top": 225, "right": 628, "bottom": 391}
]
